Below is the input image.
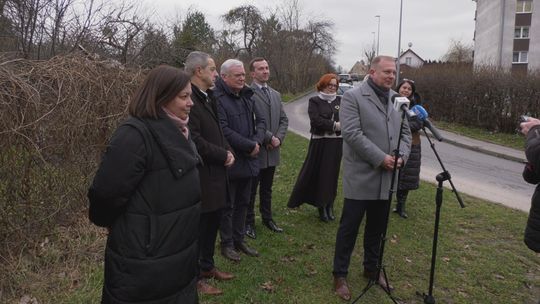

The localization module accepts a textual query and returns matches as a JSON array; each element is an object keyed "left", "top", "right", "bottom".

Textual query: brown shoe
[
  {"left": 333, "top": 276, "right": 351, "bottom": 301},
  {"left": 201, "top": 268, "right": 235, "bottom": 281},
  {"left": 363, "top": 269, "right": 394, "bottom": 292},
  {"left": 197, "top": 279, "right": 223, "bottom": 295}
]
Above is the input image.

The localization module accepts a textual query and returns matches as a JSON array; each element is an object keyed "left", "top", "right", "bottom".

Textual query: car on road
[
  {"left": 337, "top": 82, "right": 353, "bottom": 97},
  {"left": 338, "top": 73, "right": 353, "bottom": 84}
]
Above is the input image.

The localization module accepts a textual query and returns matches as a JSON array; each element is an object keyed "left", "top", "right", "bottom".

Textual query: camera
[{"left": 520, "top": 115, "right": 530, "bottom": 123}]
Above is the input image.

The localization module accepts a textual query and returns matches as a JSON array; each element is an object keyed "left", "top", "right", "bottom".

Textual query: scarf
[
  {"left": 318, "top": 91, "right": 337, "bottom": 103},
  {"left": 367, "top": 77, "right": 389, "bottom": 105},
  {"left": 161, "top": 107, "right": 189, "bottom": 139}
]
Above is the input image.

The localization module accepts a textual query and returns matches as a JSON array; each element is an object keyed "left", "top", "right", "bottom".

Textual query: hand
[
  {"left": 520, "top": 118, "right": 540, "bottom": 136},
  {"left": 224, "top": 151, "right": 235, "bottom": 167},
  {"left": 381, "top": 155, "right": 402, "bottom": 171},
  {"left": 334, "top": 121, "right": 341, "bottom": 131},
  {"left": 250, "top": 143, "right": 260, "bottom": 157},
  {"left": 271, "top": 136, "right": 281, "bottom": 148}
]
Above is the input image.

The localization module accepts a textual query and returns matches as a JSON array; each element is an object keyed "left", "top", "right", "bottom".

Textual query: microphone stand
[
  {"left": 352, "top": 110, "right": 407, "bottom": 304},
  {"left": 417, "top": 126, "right": 465, "bottom": 304}
]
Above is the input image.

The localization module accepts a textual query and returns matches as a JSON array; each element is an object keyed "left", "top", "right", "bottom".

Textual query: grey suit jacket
[
  {"left": 250, "top": 83, "right": 289, "bottom": 169},
  {"left": 341, "top": 80, "right": 411, "bottom": 200}
]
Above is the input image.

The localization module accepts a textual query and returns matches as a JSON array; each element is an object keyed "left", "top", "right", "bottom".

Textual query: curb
[{"left": 421, "top": 133, "right": 526, "bottom": 164}]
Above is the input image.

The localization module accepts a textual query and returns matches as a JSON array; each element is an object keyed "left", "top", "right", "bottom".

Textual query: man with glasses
[{"left": 215, "top": 59, "right": 265, "bottom": 262}]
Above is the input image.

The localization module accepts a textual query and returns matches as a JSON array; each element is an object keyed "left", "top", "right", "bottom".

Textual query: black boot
[
  {"left": 326, "top": 203, "right": 335, "bottom": 221},
  {"left": 393, "top": 190, "right": 408, "bottom": 219},
  {"left": 318, "top": 207, "right": 329, "bottom": 222}
]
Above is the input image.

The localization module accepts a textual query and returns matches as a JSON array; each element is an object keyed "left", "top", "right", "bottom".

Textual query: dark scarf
[{"left": 367, "top": 77, "right": 389, "bottom": 105}]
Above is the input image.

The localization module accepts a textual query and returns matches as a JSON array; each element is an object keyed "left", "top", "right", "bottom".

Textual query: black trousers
[
  {"left": 246, "top": 166, "right": 276, "bottom": 226},
  {"left": 332, "top": 198, "right": 391, "bottom": 277},
  {"left": 199, "top": 209, "right": 222, "bottom": 273},
  {"left": 219, "top": 177, "right": 252, "bottom": 248}
]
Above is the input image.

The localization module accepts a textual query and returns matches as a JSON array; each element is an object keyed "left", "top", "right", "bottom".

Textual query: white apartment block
[{"left": 473, "top": 0, "right": 540, "bottom": 72}]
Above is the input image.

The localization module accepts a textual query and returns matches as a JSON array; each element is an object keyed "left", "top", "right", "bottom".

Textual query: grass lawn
[{"left": 7, "top": 133, "right": 539, "bottom": 304}]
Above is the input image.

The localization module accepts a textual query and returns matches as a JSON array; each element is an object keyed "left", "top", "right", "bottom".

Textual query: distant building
[
  {"left": 472, "top": 0, "right": 539, "bottom": 72},
  {"left": 398, "top": 48, "right": 425, "bottom": 68},
  {"left": 349, "top": 60, "right": 369, "bottom": 76}
]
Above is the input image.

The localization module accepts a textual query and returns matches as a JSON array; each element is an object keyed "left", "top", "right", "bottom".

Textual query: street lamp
[
  {"left": 371, "top": 31, "right": 376, "bottom": 50},
  {"left": 375, "top": 15, "right": 381, "bottom": 56},
  {"left": 396, "top": 0, "right": 403, "bottom": 85}
]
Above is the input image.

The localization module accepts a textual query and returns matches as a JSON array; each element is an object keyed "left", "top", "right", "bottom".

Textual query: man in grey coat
[
  {"left": 245, "top": 57, "right": 288, "bottom": 238},
  {"left": 332, "top": 55, "right": 411, "bottom": 301}
]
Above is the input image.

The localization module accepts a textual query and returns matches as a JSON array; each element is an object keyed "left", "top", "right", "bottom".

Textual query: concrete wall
[
  {"left": 474, "top": 0, "right": 504, "bottom": 67},
  {"left": 529, "top": 0, "right": 540, "bottom": 71}
]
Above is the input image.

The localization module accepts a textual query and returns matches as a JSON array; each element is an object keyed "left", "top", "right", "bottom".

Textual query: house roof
[{"left": 399, "top": 48, "right": 425, "bottom": 63}]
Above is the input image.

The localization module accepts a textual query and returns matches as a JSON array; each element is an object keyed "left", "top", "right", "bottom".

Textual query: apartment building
[{"left": 473, "top": 0, "right": 540, "bottom": 72}]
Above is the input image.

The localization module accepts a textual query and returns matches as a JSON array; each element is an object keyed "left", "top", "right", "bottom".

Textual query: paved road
[{"left": 284, "top": 91, "right": 535, "bottom": 212}]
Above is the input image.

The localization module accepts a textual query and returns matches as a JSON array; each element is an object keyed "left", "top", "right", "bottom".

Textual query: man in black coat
[
  {"left": 185, "top": 51, "right": 236, "bottom": 295},
  {"left": 520, "top": 117, "right": 540, "bottom": 253},
  {"left": 215, "top": 59, "right": 265, "bottom": 261}
]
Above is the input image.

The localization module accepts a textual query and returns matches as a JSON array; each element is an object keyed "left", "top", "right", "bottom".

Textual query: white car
[{"left": 337, "top": 82, "right": 353, "bottom": 97}]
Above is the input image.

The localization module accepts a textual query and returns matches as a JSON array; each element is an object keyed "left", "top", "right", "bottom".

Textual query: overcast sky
[{"left": 144, "top": 0, "right": 477, "bottom": 70}]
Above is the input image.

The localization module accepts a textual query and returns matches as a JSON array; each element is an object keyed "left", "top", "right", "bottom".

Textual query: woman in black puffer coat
[
  {"left": 520, "top": 117, "right": 540, "bottom": 252},
  {"left": 88, "top": 66, "right": 201, "bottom": 303},
  {"left": 394, "top": 79, "right": 423, "bottom": 219}
]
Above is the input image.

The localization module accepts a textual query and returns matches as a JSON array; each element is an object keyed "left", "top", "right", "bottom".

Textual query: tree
[
  {"left": 172, "top": 9, "right": 215, "bottom": 66},
  {"left": 442, "top": 39, "right": 473, "bottom": 63},
  {"left": 222, "top": 5, "right": 262, "bottom": 57}
]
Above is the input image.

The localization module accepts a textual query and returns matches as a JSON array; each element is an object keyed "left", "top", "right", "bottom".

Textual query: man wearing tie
[{"left": 245, "top": 57, "right": 288, "bottom": 239}]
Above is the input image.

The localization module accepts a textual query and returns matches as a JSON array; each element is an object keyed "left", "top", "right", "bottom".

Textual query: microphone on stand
[
  {"left": 391, "top": 94, "right": 416, "bottom": 119},
  {"left": 411, "top": 105, "right": 444, "bottom": 142}
]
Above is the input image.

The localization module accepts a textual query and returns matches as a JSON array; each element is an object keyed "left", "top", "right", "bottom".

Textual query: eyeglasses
[
  {"left": 327, "top": 84, "right": 338, "bottom": 88},
  {"left": 402, "top": 78, "right": 415, "bottom": 83}
]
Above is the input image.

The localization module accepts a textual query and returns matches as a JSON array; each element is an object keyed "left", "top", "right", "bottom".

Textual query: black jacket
[
  {"left": 524, "top": 125, "right": 540, "bottom": 253},
  {"left": 308, "top": 95, "right": 341, "bottom": 136},
  {"left": 214, "top": 77, "right": 265, "bottom": 180},
  {"left": 88, "top": 115, "right": 201, "bottom": 303},
  {"left": 189, "top": 84, "right": 231, "bottom": 213},
  {"left": 398, "top": 115, "right": 423, "bottom": 190}
]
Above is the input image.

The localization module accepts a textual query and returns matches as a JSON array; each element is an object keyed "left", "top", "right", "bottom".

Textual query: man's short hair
[
  {"left": 370, "top": 55, "right": 395, "bottom": 70},
  {"left": 184, "top": 51, "right": 211, "bottom": 76},
  {"left": 248, "top": 57, "right": 267, "bottom": 72},
  {"left": 220, "top": 59, "right": 244, "bottom": 76}
]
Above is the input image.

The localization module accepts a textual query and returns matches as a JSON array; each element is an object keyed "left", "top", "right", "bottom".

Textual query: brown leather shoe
[
  {"left": 333, "top": 276, "right": 351, "bottom": 301},
  {"left": 201, "top": 268, "right": 235, "bottom": 281},
  {"left": 197, "top": 279, "right": 223, "bottom": 295},
  {"left": 363, "top": 269, "right": 394, "bottom": 292}
]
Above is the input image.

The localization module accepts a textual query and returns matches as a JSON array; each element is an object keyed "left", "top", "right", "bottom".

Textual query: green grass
[
  {"left": 6, "top": 132, "right": 539, "bottom": 304},
  {"left": 436, "top": 120, "right": 525, "bottom": 150}
]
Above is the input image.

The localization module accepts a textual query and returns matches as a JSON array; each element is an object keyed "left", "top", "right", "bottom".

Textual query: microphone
[
  {"left": 411, "top": 105, "right": 443, "bottom": 142},
  {"left": 391, "top": 94, "right": 416, "bottom": 119}
]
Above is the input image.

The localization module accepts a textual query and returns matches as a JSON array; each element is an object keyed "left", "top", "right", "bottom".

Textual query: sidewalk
[{"left": 431, "top": 129, "right": 526, "bottom": 163}]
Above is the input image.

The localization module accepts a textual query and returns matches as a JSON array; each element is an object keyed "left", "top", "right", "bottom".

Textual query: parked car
[
  {"left": 337, "top": 82, "right": 353, "bottom": 97},
  {"left": 338, "top": 73, "right": 353, "bottom": 84},
  {"left": 350, "top": 74, "right": 361, "bottom": 82}
]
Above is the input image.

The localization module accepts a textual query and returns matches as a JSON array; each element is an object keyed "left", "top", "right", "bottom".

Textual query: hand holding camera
[{"left": 519, "top": 115, "right": 540, "bottom": 136}]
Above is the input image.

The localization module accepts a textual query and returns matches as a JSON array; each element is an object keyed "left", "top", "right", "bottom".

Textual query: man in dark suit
[
  {"left": 245, "top": 57, "right": 288, "bottom": 239},
  {"left": 185, "top": 51, "right": 235, "bottom": 295},
  {"left": 215, "top": 59, "right": 265, "bottom": 261}
]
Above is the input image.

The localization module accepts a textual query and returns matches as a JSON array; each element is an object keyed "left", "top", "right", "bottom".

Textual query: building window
[
  {"left": 406, "top": 57, "right": 412, "bottom": 65},
  {"left": 516, "top": 0, "right": 533, "bottom": 13},
  {"left": 514, "top": 26, "right": 530, "bottom": 38},
  {"left": 513, "top": 51, "right": 528, "bottom": 63}
]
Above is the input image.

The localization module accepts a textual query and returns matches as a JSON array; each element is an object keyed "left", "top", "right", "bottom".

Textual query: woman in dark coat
[
  {"left": 394, "top": 79, "right": 423, "bottom": 218},
  {"left": 88, "top": 66, "right": 201, "bottom": 304},
  {"left": 288, "top": 73, "right": 343, "bottom": 222},
  {"left": 520, "top": 117, "right": 540, "bottom": 252}
]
